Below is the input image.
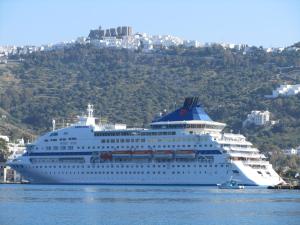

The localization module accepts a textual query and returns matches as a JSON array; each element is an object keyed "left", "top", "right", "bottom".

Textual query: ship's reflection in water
[{"left": 0, "top": 185, "right": 299, "bottom": 225}]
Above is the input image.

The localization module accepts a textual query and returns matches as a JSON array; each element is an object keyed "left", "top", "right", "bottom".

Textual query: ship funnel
[{"left": 183, "top": 97, "right": 199, "bottom": 109}]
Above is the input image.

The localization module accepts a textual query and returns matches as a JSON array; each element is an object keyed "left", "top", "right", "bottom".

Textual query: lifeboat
[
  {"left": 131, "top": 150, "right": 153, "bottom": 158},
  {"left": 100, "top": 152, "right": 112, "bottom": 160},
  {"left": 153, "top": 150, "right": 174, "bottom": 159},
  {"left": 175, "top": 150, "right": 196, "bottom": 158},
  {"left": 111, "top": 151, "right": 132, "bottom": 158}
]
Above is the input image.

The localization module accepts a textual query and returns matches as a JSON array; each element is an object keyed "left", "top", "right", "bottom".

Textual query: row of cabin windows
[
  {"left": 99, "top": 144, "right": 212, "bottom": 148},
  {"left": 43, "top": 144, "right": 213, "bottom": 151},
  {"left": 94, "top": 131, "right": 176, "bottom": 137},
  {"left": 101, "top": 139, "right": 146, "bottom": 143},
  {"left": 27, "top": 164, "right": 230, "bottom": 174},
  {"left": 150, "top": 124, "right": 224, "bottom": 130},
  {"left": 49, "top": 132, "right": 70, "bottom": 136},
  {"left": 40, "top": 170, "right": 229, "bottom": 176},
  {"left": 44, "top": 136, "right": 207, "bottom": 145},
  {"left": 101, "top": 137, "right": 208, "bottom": 143},
  {"left": 45, "top": 146, "right": 74, "bottom": 150},
  {"left": 31, "top": 156, "right": 215, "bottom": 164},
  {"left": 45, "top": 137, "right": 77, "bottom": 142},
  {"left": 25, "top": 164, "right": 229, "bottom": 169},
  {"left": 221, "top": 144, "right": 249, "bottom": 148}
]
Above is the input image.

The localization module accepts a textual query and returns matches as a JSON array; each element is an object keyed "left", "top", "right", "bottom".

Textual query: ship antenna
[
  {"left": 52, "top": 119, "right": 56, "bottom": 131},
  {"left": 87, "top": 104, "right": 94, "bottom": 117}
]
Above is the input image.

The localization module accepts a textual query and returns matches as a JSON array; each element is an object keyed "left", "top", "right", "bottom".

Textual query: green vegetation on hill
[
  {"left": 0, "top": 138, "right": 9, "bottom": 162},
  {"left": 0, "top": 44, "right": 300, "bottom": 156}
]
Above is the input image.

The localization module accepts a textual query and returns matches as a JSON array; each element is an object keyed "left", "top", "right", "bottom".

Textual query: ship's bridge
[{"left": 150, "top": 97, "right": 226, "bottom": 132}]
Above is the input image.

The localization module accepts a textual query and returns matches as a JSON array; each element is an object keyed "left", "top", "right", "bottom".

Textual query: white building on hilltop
[
  {"left": 183, "top": 40, "right": 202, "bottom": 48},
  {"left": 0, "top": 135, "right": 9, "bottom": 142},
  {"left": 282, "top": 148, "right": 299, "bottom": 156},
  {"left": 271, "top": 84, "right": 300, "bottom": 98},
  {"left": 243, "top": 110, "right": 270, "bottom": 127}
]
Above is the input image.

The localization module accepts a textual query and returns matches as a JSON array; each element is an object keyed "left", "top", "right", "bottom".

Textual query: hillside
[
  {"left": 0, "top": 64, "right": 36, "bottom": 140},
  {"left": 0, "top": 44, "right": 300, "bottom": 153}
]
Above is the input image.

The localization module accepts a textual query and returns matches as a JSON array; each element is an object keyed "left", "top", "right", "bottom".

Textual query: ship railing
[
  {"left": 242, "top": 160, "right": 270, "bottom": 166},
  {"left": 223, "top": 146, "right": 258, "bottom": 152},
  {"left": 226, "top": 151, "right": 263, "bottom": 158},
  {"left": 235, "top": 150, "right": 264, "bottom": 156}
]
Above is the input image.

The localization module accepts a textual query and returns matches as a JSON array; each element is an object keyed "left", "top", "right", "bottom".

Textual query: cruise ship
[{"left": 8, "top": 97, "right": 283, "bottom": 186}]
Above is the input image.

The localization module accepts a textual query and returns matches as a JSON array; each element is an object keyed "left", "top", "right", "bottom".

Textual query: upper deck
[{"left": 151, "top": 97, "right": 225, "bottom": 132}]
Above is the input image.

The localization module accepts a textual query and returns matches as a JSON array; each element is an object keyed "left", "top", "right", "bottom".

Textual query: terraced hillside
[{"left": 0, "top": 44, "right": 300, "bottom": 152}]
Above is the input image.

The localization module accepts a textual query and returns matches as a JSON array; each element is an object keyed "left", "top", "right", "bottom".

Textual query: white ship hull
[
  {"left": 11, "top": 157, "right": 282, "bottom": 186},
  {"left": 8, "top": 98, "right": 284, "bottom": 186}
]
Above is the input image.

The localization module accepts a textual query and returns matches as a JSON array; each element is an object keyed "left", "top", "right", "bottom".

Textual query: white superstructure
[{"left": 8, "top": 98, "right": 283, "bottom": 186}]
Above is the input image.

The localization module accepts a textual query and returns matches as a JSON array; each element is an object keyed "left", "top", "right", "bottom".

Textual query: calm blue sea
[{"left": 0, "top": 185, "right": 299, "bottom": 225}]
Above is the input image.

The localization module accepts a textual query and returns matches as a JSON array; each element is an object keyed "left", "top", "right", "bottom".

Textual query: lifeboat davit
[
  {"left": 153, "top": 150, "right": 174, "bottom": 159},
  {"left": 100, "top": 152, "right": 112, "bottom": 160},
  {"left": 175, "top": 150, "right": 196, "bottom": 159},
  {"left": 131, "top": 150, "right": 153, "bottom": 158}
]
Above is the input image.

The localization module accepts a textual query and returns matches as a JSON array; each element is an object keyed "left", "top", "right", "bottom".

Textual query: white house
[
  {"left": 7, "top": 138, "right": 26, "bottom": 160},
  {"left": 243, "top": 110, "right": 270, "bottom": 126},
  {"left": 183, "top": 40, "right": 202, "bottom": 48},
  {"left": 271, "top": 84, "right": 300, "bottom": 98},
  {"left": 282, "top": 148, "right": 298, "bottom": 156},
  {"left": 0, "top": 135, "right": 9, "bottom": 142}
]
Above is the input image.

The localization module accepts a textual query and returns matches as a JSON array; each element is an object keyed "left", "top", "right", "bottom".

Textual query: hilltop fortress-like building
[{"left": 88, "top": 26, "right": 133, "bottom": 40}]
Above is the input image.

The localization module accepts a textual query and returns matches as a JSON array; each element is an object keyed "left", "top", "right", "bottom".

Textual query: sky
[{"left": 0, "top": 0, "right": 299, "bottom": 47}]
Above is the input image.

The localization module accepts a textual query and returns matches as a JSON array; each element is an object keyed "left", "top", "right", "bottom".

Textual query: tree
[{"left": 0, "top": 138, "right": 9, "bottom": 162}]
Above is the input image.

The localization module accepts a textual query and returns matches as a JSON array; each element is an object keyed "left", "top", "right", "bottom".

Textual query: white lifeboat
[
  {"left": 131, "top": 150, "right": 153, "bottom": 158},
  {"left": 175, "top": 150, "right": 196, "bottom": 159},
  {"left": 111, "top": 151, "right": 132, "bottom": 158},
  {"left": 153, "top": 150, "right": 174, "bottom": 159}
]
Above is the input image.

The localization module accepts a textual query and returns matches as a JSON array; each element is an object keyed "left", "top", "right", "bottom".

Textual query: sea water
[{"left": 0, "top": 185, "right": 299, "bottom": 225}]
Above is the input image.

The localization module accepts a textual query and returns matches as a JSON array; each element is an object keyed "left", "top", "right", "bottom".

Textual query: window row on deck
[
  {"left": 151, "top": 124, "right": 224, "bottom": 130},
  {"left": 94, "top": 131, "right": 176, "bottom": 137}
]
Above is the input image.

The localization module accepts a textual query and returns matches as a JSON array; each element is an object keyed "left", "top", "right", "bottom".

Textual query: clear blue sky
[{"left": 0, "top": 0, "right": 299, "bottom": 47}]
